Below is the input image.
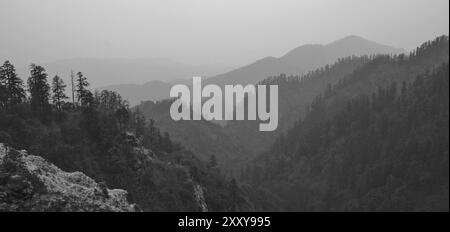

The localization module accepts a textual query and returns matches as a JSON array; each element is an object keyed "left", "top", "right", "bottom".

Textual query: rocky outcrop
[
  {"left": 0, "top": 144, "right": 137, "bottom": 212},
  {"left": 193, "top": 183, "right": 208, "bottom": 212}
]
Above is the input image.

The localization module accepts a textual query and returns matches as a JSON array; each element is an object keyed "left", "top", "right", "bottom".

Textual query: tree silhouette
[
  {"left": 71, "top": 70, "right": 76, "bottom": 108},
  {"left": 51, "top": 75, "right": 68, "bottom": 112},
  {"left": 76, "top": 72, "right": 90, "bottom": 106},
  {"left": 0, "top": 60, "right": 25, "bottom": 110},
  {"left": 27, "top": 64, "right": 50, "bottom": 118}
]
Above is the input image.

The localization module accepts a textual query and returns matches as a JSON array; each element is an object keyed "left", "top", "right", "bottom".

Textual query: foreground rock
[{"left": 0, "top": 144, "right": 137, "bottom": 212}]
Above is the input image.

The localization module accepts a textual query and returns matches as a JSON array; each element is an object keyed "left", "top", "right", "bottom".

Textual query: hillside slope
[{"left": 245, "top": 36, "right": 449, "bottom": 211}]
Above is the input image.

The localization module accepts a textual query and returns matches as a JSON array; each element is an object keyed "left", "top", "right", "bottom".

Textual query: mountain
[
  {"left": 204, "top": 56, "right": 301, "bottom": 86},
  {"left": 0, "top": 143, "right": 137, "bottom": 212},
  {"left": 136, "top": 56, "right": 375, "bottom": 175},
  {"left": 206, "top": 35, "right": 406, "bottom": 86},
  {"left": 134, "top": 36, "right": 405, "bottom": 173},
  {"left": 136, "top": 36, "right": 447, "bottom": 179},
  {"left": 97, "top": 36, "right": 404, "bottom": 106},
  {"left": 97, "top": 80, "right": 173, "bottom": 106},
  {"left": 224, "top": 56, "right": 371, "bottom": 161},
  {"left": 225, "top": 35, "right": 448, "bottom": 161},
  {"left": 243, "top": 36, "right": 449, "bottom": 211},
  {"left": 35, "top": 58, "right": 231, "bottom": 88},
  {"left": 136, "top": 57, "right": 371, "bottom": 175},
  {"left": 281, "top": 35, "right": 406, "bottom": 68}
]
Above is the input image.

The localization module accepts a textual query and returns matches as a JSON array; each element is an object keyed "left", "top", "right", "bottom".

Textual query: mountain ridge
[
  {"left": 24, "top": 57, "right": 232, "bottom": 89},
  {"left": 100, "top": 35, "right": 406, "bottom": 105},
  {"left": 206, "top": 35, "right": 406, "bottom": 86}
]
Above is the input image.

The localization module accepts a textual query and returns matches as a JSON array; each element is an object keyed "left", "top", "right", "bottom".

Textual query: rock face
[
  {"left": 0, "top": 144, "right": 137, "bottom": 212},
  {"left": 192, "top": 183, "right": 208, "bottom": 212}
]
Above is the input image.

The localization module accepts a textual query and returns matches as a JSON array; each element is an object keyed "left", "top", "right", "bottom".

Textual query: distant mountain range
[
  {"left": 206, "top": 35, "right": 406, "bottom": 86},
  {"left": 37, "top": 57, "right": 231, "bottom": 88},
  {"left": 97, "top": 79, "right": 189, "bottom": 106},
  {"left": 99, "top": 35, "right": 406, "bottom": 105}
]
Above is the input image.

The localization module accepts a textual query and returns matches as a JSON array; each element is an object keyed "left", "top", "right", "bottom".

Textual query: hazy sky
[{"left": 0, "top": 0, "right": 448, "bottom": 67}]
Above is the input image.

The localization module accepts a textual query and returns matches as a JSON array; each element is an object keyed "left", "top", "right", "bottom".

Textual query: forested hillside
[
  {"left": 137, "top": 36, "right": 448, "bottom": 178},
  {"left": 242, "top": 36, "right": 449, "bottom": 211},
  {"left": 0, "top": 62, "right": 263, "bottom": 211},
  {"left": 137, "top": 56, "right": 372, "bottom": 176}
]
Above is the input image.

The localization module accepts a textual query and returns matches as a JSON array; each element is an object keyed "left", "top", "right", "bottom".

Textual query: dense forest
[
  {"left": 242, "top": 36, "right": 449, "bottom": 211},
  {"left": 137, "top": 55, "right": 373, "bottom": 176},
  {"left": 137, "top": 36, "right": 448, "bottom": 182},
  {"left": 0, "top": 62, "right": 262, "bottom": 211}
]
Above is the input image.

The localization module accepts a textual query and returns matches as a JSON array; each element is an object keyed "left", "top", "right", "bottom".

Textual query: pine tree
[
  {"left": 27, "top": 64, "right": 51, "bottom": 117},
  {"left": 76, "top": 72, "right": 90, "bottom": 106},
  {"left": 0, "top": 66, "right": 7, "bottom": 110},
  {"left": 71, "top": 70, "right": 76, "bottom": 108},
  {"left": 51, "top": 75, "right": 68, "bottom": 112},
  {"left": 0, "top": 81, "right": 6, "bottom": 110},
  {"left": 0, "top": 61, "right": 25, "bottom": 110}
]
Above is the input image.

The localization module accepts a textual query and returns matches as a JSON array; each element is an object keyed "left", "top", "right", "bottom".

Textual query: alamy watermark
[{"left": 169, "top": 77, "right": 278, "bottom": 131}]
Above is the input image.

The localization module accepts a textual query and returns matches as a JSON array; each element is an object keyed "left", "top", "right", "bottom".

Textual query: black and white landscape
[{"left": 0, "top": 0, "right": 449, "bottom": 212}]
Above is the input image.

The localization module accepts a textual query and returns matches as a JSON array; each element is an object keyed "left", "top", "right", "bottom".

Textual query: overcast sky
[{"left": 0, "top": 0, "right": 448, "bottom": 67}]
